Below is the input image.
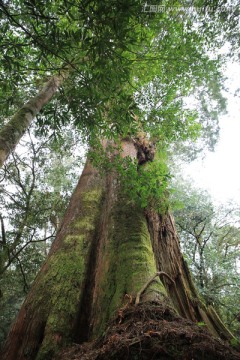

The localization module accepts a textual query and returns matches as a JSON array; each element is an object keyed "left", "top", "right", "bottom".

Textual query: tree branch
[{"left": 0, "top": 214, "right": 6, "bottom": 245}]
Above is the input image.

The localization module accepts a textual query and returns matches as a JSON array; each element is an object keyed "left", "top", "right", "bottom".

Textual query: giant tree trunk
[{"left": 1, "top": 140, "right": 238, "bottom": 360}]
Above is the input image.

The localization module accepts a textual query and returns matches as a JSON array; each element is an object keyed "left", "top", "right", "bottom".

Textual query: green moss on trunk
[
  {"left": 90, "top": 190, "right": 167, "bottom": 338},
  {"left": 34, "top": 189, "right": 103, "bottom": 360},
  {"left": 1, "top": 161, "right": 104, "bottom": 360}
]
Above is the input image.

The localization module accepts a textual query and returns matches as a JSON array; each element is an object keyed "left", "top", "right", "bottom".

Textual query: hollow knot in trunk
[{"left": 134, "top": 134, "right": 155, "bottom": 165}]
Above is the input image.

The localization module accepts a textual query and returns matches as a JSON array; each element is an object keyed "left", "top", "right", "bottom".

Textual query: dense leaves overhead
[
  {"left": 0, "top": 0, "right": 238, "bottom": 150},
  {"left": 0, "top": 0, "right": 144, "bottom": 131}
]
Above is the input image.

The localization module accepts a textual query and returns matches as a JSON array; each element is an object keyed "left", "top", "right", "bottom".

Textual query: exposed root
[
  {"left": 135, "top": 272, "right": 187, "bottom": 320},
  {"left": 58, "top": 303, "right": 240, "bottom": 360},
  {"left": 135, "top": 271, "right": 175, "bottom": 305}
]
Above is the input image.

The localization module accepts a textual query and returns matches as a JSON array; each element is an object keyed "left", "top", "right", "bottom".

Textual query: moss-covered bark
[
  {"left": 89, "top": 191, "right": 168, "bottom": 338},
  {"left": 1, "top": 161, "right": 104, "bottom": 360},
  {"left": 1, "top": 140, "right": 237, "bottom": 360}
]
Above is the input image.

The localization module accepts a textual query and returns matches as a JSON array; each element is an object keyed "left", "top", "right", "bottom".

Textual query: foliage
[
  {"left": 173, "top": 178, "right": 240, "bottom": 337},
  {"left": 0, "top": 0, "right": 152, "bottom": 134},
  {"left": 89, "top": 140, "right": 171, "bottom": 212},
  {"left": 1, "top": 0, "right": 238, "bottom": 150}
]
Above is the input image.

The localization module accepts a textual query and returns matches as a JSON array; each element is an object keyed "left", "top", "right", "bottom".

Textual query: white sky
[{"left": 182, "top": 62, "right": 240, "bottom": 204}]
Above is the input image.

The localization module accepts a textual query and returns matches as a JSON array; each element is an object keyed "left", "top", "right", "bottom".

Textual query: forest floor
[{"left": 59, "top": 303, "right": 240, "bottom": 360}]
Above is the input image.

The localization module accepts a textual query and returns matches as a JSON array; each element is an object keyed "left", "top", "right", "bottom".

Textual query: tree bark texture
[
  {"left": 0, "top": 72, "right": 66, "bottom": 168},
  {"left": 0, "top": 140, "right": 235, "bottom": 360}
]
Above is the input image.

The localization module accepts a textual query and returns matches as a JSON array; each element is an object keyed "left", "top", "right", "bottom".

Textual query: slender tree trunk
[
  {"left": 198, "top": 246, "right": 205, "bottom": 289},
  {"left": 0, "top": 71, "right": 67, "bottom": 168},
  {"left": 1, "top": 140, "right": 238, "bottom": 360}
]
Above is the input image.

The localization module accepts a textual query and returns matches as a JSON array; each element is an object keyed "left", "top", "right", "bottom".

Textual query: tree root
[{"left": 135, "top": 271, "right": 186, "bottom": 318}]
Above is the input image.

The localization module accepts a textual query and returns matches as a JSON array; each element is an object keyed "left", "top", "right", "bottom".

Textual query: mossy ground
[{"left": 58, "top": 303, "right": 240, "bottom": 360}]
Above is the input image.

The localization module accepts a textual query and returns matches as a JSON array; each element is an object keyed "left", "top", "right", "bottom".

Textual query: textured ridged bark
[
  {"left": 1, "top": 140, "right": 236, "bottom": 360},
  {"left": 0, "top": 71, "right": 67, "bottom": 168},
  {"left": 146, "top": 211, "right": 234, "bottom": 340}
]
